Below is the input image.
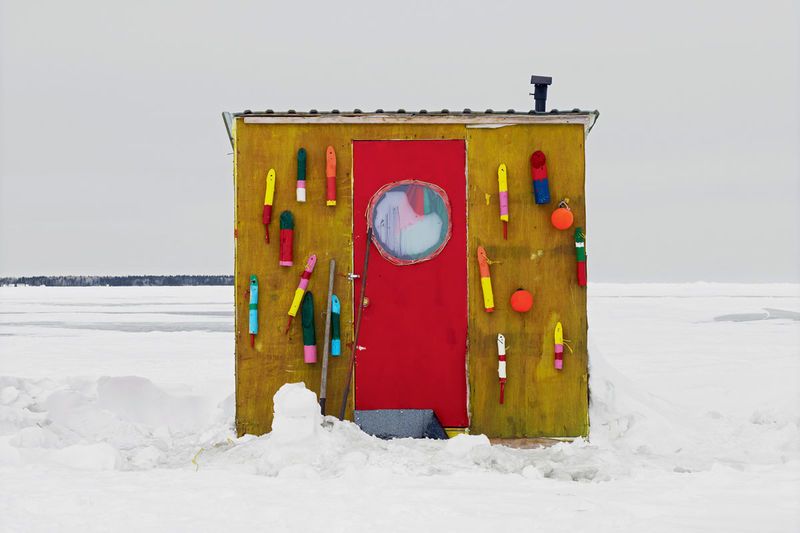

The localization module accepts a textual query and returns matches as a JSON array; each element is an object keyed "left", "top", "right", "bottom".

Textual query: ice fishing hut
[{"left": 225, "top": 78, "right": 598, "bottom": 439}]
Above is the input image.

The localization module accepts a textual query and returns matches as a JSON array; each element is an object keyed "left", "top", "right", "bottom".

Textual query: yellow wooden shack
[{"left": 226, "top": 107, "right": 598, "bottom": 439}]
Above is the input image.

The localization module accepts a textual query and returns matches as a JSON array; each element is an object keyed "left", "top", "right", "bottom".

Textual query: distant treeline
[{"left": 1, "top": 275, "right": 234, "bottom": 287}]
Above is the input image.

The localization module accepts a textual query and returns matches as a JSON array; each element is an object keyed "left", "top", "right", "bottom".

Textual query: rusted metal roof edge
[{"left": 226, "top": 110, "right": 599, "bottom": 138}]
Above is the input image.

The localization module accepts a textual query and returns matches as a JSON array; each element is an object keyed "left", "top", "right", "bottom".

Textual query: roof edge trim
[{"left": 236, "top": 111, "right": 599, "bottom": 135}]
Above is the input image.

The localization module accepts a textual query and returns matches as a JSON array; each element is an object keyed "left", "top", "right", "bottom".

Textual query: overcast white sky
[{"left": 1, "top": 0, "right": 798, "bottom": 281}]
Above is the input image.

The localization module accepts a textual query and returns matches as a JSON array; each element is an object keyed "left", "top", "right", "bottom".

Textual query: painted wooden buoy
[
  {"left": 301, "top": 291, "right": 317, "bottom": 363},
  {"left": 530, "top": 150, "right": 551, "bottom": 204},
  {"left": 330, "top": 294, "right": 341, "bottom": 356},
  {"left": 497, "top": 333, "right": 507, "bottom": 404},
  {"left": 296, "top": 148, "right": 307, "bottom": 202},
  {"left": 326, "top": 146, "right": 337, "bottom": 206},
  {"left": 248, "top": 275, "right": 258, "bottom": 347},
  {"left": 477, "top": 246, "right": 495, "bottom": 312},
  {"left": 554, "top": 322, "right": 564, "bottom": 370},
  {"left": 285, "top": 254, "right": 317, "bottom": 333},
  {"left": 498, "top": 163, "right": 509, "bottom": 240},
  {"left": 279, "top": 211, "right": 294, "bottom": 267},
  {"left": 262, "top": 168, "right": 276, "bottom": 243},
  {"left": 575, "top": 227, "right": 587, "bottom": 286}
]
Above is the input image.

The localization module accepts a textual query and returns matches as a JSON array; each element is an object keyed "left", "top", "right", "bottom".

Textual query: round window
[{"left": 367, "top": 180, "right": 452, "bottom": 266}]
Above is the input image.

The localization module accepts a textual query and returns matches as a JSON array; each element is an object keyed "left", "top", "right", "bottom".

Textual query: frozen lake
[{"left": 0, "top": 284, "right": 798, "bottom": 532}]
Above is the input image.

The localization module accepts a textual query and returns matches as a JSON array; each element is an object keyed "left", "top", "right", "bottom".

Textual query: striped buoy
[
  {"left": 498, "top": 163, "right": 509, "bottom": 240},
  {"left": 262, "top": 168, "right": 276, "bottom": 243},
  {"left": 530, "top": 150, "right": 550, "bottom": 204},
  {"left": 285, "top": 254, "right": 317, "bottom": 333},
  {"left": 330, "top": 294, "right": 341, "bottom": 356},
  {"left": 296, "top": 148, "right": 307, "bottom": 202},
  {"left": 497, "top": 333, "right": 507, "bottom": 404},
  {"left": 279, "top": 211, "right": 294, "bottom": 267},
  {"left": 326, "top": 146, "right": 337, "bottom": 206},
  {"left": 248, "top": 275, "right": 258, "bottom": 347},
  {"left": 301, "top": 291, "right": 316, "bottom": 363},
  {"left": 554, "top": 322, "right": 564, "bottom": 370},
  {"left": 575, "top": 227, "right": 587, "bottom": 286},
  {"left": 477, "top": 246, "right": 495, "bottom": 312}
]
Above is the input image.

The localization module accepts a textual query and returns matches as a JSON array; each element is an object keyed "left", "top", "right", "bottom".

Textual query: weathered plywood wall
[
  {"left": 234, "top": 122, "right": 465, "bottom": 435},
  {"left": 466, "top": 124, "right": 588, "bottom": 438},
  {"left": 234, "top": 120, "right": 588, "bottom": 438}
]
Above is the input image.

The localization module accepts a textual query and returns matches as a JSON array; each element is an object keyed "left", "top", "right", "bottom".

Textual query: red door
[{"left": 352, "top": 140, "right": 468, "bottom": 427}]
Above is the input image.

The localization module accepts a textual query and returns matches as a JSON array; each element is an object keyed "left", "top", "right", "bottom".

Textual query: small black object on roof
[{"left": 530, "top": 75, "right": 553, "bottom": 112}]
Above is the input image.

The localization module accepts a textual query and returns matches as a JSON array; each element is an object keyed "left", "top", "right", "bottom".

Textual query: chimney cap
[{"left": 530, "top": 75, "right": 552, "bottom": 85}]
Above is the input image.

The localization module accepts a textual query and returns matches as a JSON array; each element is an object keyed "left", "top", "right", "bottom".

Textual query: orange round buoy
[
  {"left": 551, "top": 207, "right": 573, "bottom": 230},
  {"left": 510, "top": 289, "right": 533, "bottom": 313}
]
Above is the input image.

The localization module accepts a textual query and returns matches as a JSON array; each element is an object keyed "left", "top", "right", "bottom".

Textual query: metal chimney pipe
[{"left": 530, "top": 75, "right": 553, "bottom": 112}]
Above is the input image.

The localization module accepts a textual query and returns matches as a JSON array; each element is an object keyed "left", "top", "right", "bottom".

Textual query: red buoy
[
  {"left": 551, "top": 204, "right": 573, "bottom": 230},
  {"left": 510, "top": 289, "right": 533, "bottom": 313}
]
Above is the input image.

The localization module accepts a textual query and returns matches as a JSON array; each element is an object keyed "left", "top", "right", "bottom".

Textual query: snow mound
[
  {"left": 2, "top": 363, "right": 797, "bottom": 482},
  {"left": 271, "top": 382, "right": 322, "bottom": 444},
  {"left": 96, "top": 376, "right": 214, "bottom": 431},
  {"left": 50, "top": 442, "right": 120, "bottom": 470},
  {"left": 588, "top": 339, "right": 800, "bottom": 472},
  {"left": 192, "top": 383, "right": 632, "bottom": 482},
  {"left": 0, "top": 375, "right": 233, "bottom": 471},
  {"left": 444, "top": 434, "right": 491, "bottom": 456}
]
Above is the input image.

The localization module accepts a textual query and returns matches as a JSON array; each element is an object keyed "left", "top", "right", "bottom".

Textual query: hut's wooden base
[
  {"left": 445, "top": 429, "right": 570, "bottom": 448},
  {"left": 489, "top": 437, "right": 566, "bottom": 449}
]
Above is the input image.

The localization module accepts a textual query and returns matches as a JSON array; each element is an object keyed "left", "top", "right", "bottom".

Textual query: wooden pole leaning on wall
[
  {"left": 339, "top": 227, "right": 373, "bottom": 420},
  {"left": 319, "top": 259, "right": 336, "bottom": 414}
]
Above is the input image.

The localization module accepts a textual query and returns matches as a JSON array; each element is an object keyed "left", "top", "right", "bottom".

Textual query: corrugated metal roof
[
  {"left": 221, "top": 109, "right": 599, "bottom": 148},
  {"left": 232, "top": 108, "right": 598, "bottom": 118}
]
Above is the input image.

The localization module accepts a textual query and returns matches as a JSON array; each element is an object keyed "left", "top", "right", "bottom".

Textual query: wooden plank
[
  {"left": 466, "top": 124, "right": 589, "bottom": 438},
  {"left": 488, "top": 437, "right": 564, "bottom": 449}
]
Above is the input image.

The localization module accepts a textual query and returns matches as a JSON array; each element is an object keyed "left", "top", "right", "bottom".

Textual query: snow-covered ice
[{"left": 0, "top": 284, "right": 798, "bottom": 532}]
